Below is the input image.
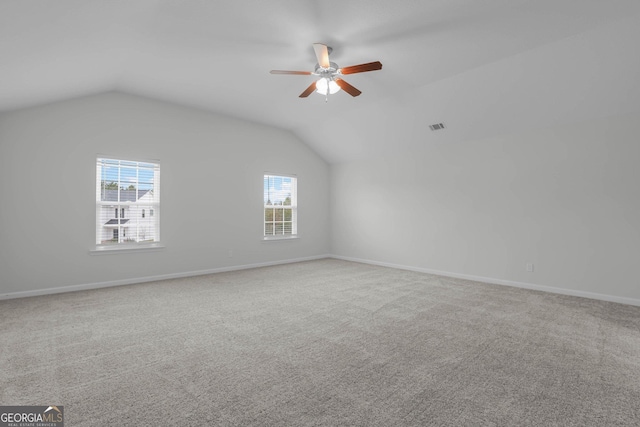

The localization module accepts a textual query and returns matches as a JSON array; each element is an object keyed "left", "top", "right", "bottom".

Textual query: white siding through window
[{"left": 96, "top": 158, "right": 160, "bottom": 246}]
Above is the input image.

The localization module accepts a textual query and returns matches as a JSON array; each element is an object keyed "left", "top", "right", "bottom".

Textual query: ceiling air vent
[{"left": 429, "top": 122, "right": 446, "bottom": 131}]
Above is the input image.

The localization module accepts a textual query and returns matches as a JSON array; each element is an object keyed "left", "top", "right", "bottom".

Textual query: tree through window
[{"left": 264, "top": 174, "right": 297, "bottom": 238}]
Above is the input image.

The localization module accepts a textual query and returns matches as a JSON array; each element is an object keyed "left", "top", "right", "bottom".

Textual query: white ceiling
[{"left": 2, "top": 0, "right": 640, "bottom": 163}]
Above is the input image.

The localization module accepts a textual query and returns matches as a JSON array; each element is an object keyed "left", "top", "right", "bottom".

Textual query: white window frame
[
  {"left": 92, "top": 156, "right": 163, "bottom": 253},
  {"left": 263, "top": 173, "right": 298, "bottom": 241}
]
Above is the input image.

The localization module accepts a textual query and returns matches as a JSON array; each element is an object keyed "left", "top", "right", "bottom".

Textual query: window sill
[
  {"left": 262, "top": 235, "right": 299, "bottom": 242},
  {"left": 89, "top": 243, "right": 165, "bottom": 255}
]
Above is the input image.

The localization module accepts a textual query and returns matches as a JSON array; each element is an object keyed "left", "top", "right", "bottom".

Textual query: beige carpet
[{"left": 1, "top": 259, "right": 640, "bottom": 426}]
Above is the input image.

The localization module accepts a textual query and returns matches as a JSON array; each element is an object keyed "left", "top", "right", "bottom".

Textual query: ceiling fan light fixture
[{"left": 315, "top": 78, "right": 341, "bottom": 95}]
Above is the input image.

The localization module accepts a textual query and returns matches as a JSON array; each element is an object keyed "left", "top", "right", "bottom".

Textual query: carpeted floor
[{"left": 1, "top": 259, "right": 640, "bottom": 426}]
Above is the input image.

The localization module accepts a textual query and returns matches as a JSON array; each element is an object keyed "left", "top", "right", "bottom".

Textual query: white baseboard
[
  {"left": 0, "top": 254, "right": 331, "bottom": 301},
  {"left": 330, "top": 255, "right": 640, "bottom": 307},
  {"left": 4, "top": 254, "right": 639, "bottom": 307}
]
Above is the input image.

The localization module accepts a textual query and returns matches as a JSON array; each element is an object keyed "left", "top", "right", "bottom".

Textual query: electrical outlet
[
  {"left": 526, "top": 263, "right": 534, "bottom": 272},
  {"left": 228, "top": 250, "right": 233, "bottom": 258}
]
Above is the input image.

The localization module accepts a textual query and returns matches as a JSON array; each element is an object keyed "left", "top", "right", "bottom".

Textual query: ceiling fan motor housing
[{"left": 315, "top": 62, "right": 340, "bottom": 77}]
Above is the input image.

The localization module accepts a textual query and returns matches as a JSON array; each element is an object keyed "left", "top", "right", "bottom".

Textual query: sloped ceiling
[{"left": 2, "top": 0, "right": 640, "bottom": 163}]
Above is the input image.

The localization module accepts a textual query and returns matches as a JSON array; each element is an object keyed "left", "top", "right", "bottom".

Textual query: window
[
  {"left": 264, "top": 174, "right": 297, "bottom": 238},
  {"left": 96, "top": 158, "right": 160, "bottom": 247}
]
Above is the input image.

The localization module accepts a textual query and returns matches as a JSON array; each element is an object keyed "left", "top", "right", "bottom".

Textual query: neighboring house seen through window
[
  {"left": 264, "top": 174, "right": 297, "bottom": 238},
  {"left": 96, "top": 158, "right": 160, "bottom": 247}
]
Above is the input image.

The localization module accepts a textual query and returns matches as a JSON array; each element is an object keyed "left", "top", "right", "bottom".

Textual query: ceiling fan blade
[
  {"left": 313, "top": 43, "right": 331, "bottom": 69},
  {"left": 335, "top": 79, "right": 362, "bottom": 97},
  {"left": 270, "top": 70, "right": 312, "bottom": 75},
  {"left": 299, "top": 82, "right": 317, "bottom": 98},
  {"left": 340, "top": 61, "right": 383, "bottom": 75}
]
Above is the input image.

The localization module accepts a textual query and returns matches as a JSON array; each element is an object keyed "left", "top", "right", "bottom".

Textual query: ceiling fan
[{"left": 270, "top": 43, "right": 382, "bottom": 100}]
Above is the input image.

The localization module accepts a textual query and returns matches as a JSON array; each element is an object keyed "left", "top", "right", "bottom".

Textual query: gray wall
[
  {"left": 2, "top": 92, "right": 639, "bottom": 304},
  {"left": 330, "top": 112, "right": 640, "bottom": 302},
  {"left": 0, "top": 92, "right": 330, "bottom": 296}
]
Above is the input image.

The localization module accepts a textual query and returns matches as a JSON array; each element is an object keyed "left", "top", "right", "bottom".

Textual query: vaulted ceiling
[{"left": 2, "top": 0, "right": 640, "bottom": 163}]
